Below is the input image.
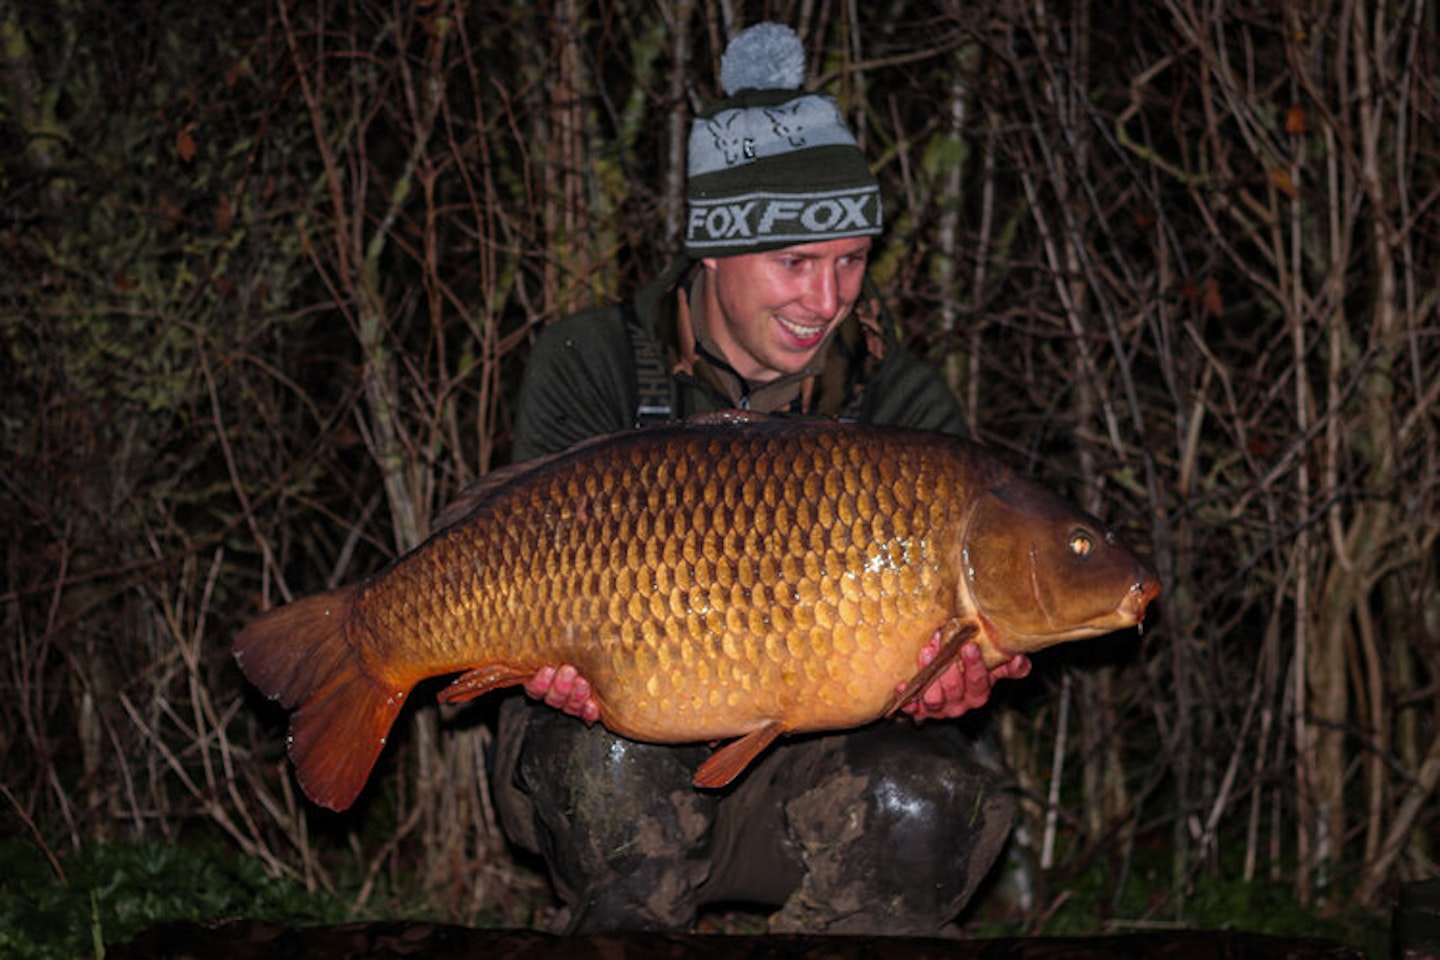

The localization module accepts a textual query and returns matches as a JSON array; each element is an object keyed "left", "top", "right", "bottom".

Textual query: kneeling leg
[{"left": 769, "top": 724, "right": 1014, "bottom": 937}]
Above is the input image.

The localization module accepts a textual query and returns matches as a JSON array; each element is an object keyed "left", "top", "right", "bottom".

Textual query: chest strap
[{"left": 624, "top": 302, "right": 675, "bottom": 426}]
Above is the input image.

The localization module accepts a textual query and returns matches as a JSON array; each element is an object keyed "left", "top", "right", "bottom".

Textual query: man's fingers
[
  {"left": 918, "top": 633, "right": 942, "bottom": 664},
  {"left": 996, "top": 654, "right": 1032, "bottom": 681},
  {"left": 567, "top": 674, "right": 593, "bottom": 713},
  {"left": 527, "top": 662, "right": 602, "bottom": 723},
  {"left": 546, "top": 663, "right": 577, "bottom": 701},
  {"left": 545, "top": 664, "right": 584, "bottom": 711},
  {"left": 525, "top": 664, "right": 558, "bottom": 699},
  {"left": 901, "top": 638, "right": 1034, "bottom": 721},
  {"left": 580, "top": 694, "right": 601, "bottom": 724}
]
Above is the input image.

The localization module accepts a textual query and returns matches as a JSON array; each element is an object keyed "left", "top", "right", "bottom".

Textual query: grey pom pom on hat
[
  {"left": 720, "top": 22, "right": 806, "bottom": 93},
  {"left": 685, "top": 23, "right": 882, "bottom": 258}
]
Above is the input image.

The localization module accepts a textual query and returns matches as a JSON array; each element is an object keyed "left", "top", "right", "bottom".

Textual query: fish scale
[{"left": 235, "top": 416, "right": 1160, "bottom": 811}]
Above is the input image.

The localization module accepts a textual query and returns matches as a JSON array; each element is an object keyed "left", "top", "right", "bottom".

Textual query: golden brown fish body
[{"left": 235, "top": 418, "right": 1160, "bottom": 811}]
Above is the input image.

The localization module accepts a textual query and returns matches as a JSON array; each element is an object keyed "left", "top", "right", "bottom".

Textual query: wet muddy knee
[
  {"left": 504, "top": 701, "right": 717, "bottom": 933},
  {"left": 769, "top": 727, "right": 1014, "bottom": 936}
]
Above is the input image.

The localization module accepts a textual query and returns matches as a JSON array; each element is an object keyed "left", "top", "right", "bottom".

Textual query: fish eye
[{"left": 1068, "top": 531, "right": 1095, "bottom": 557}]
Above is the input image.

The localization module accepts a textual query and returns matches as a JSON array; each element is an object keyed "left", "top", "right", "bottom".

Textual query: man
[{"left": 491, "top": 22, "right": 1030, "bottom": 936}]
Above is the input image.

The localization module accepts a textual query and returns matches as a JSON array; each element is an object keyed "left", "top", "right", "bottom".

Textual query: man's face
[{"left": 701, "top": 236, "right": 872, "bottom": 383}]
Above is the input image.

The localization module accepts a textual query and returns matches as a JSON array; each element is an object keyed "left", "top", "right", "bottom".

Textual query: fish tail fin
[{"left": 234, "top": 584, "right": 407, "bottom": 811}]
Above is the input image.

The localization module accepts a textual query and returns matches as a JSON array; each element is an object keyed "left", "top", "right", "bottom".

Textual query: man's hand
[
  {"left": 898, "top": 633, "right": 1031, "bottom": 722},
  {"left": 526, "top": 664, "right": 601, "bottom": 724}
]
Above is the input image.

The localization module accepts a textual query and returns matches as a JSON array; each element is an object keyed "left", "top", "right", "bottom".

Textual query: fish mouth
[{"left": 1120, "top": 575, "right": 1163, "bottom": 626}]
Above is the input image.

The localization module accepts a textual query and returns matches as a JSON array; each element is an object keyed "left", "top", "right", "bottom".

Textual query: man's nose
[{"left": 801, "top": 266, "right": 839, "bottom": 316}]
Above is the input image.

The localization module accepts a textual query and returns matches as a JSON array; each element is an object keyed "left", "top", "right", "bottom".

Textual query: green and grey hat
[{"left": 685, "top": 23, "right": 883, "bottom": 258}]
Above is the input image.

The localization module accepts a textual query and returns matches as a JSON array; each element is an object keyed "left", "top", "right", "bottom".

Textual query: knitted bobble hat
[{"left": 684, "top": 23, "right": 882, "bottom": 258}]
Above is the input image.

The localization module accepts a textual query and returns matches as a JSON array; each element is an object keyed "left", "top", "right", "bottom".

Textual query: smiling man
[{"left": 488, "top": 22, "right": 1029, "bottom": 937}]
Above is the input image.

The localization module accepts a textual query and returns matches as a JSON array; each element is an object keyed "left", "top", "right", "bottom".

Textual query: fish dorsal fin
[
  {"left": 683, "top": 410, "right": 850, "bottom": 429},
  {"left": 684, "top": 409, "right": 777, "bottom": 427},
  {"left": 434, "top": 413, "right": 845, "bottom": 532},
  {"left": 693, "top": 720, "right": 787, "bottom": 788},
  {"left": 433, "top": 456, "right": 565, "bottom": 532},
  {"left": 881, "top": 619, "right": 979, "bottom": 718},
  {"left": 432, "top": 430, "right": 648, "bottom": 532}
]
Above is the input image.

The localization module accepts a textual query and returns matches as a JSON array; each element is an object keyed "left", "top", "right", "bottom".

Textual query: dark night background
[{"left": 1, "top": 1, "right": 1435, "bottom": 955}]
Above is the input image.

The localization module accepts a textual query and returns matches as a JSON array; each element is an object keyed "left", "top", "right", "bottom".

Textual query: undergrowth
[
  {"left": 1, "top": 831, "right": 1392, "bottom": 957},
  {"left": 0, "top": 836, "right": 347, "bottom": 959},
  {"left": 967, "top": 840, "right": 1391, "bottom": 958}
]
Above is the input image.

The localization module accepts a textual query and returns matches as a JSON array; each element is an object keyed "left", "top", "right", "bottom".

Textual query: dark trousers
[{"left": 490, "top": 696, "right": 1015, "bottom": 935}]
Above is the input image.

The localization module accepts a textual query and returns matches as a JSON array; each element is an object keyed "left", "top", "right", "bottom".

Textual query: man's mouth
[{"left": 777, "top": 315, "right": 828, "bottom": 346}]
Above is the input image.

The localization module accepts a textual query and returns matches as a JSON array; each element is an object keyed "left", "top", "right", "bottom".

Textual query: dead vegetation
[{"left": 2, "top": 0, "right": 1435, "bottom": 932}]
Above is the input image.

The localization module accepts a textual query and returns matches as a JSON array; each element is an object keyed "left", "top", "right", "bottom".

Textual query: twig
[
  {"left": 1040, "top": 672, "right": 1072, "bottom": 870},
  {"left": 1, "top": 782, "right": 67, "bottom": 884}
]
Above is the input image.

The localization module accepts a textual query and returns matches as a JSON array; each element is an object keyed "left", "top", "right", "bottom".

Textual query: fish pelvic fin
[
  {"left": 437, "top": 664, "right": 533, "bottom": 704},
  {"left": 693, "top": 720, "right": 788, "bottom": 789},
  {"left": 234, "top": 584, "right": 407, "bottom": 812}
]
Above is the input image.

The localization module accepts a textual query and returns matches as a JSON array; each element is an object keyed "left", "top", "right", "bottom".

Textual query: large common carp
[{"left": 235, "top": 417, "right": 1160, "bottom": 811}]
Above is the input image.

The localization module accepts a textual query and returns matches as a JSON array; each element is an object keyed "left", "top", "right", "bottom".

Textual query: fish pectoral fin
[
  {"left": 881, "top": 619, "right": 980, "bottom": 718},
  {"left": 693, "top": 720, "right": 788, "bottom": 789},
  {"left": 437, "top": 664, "right": 532, "bottom": 705}
]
